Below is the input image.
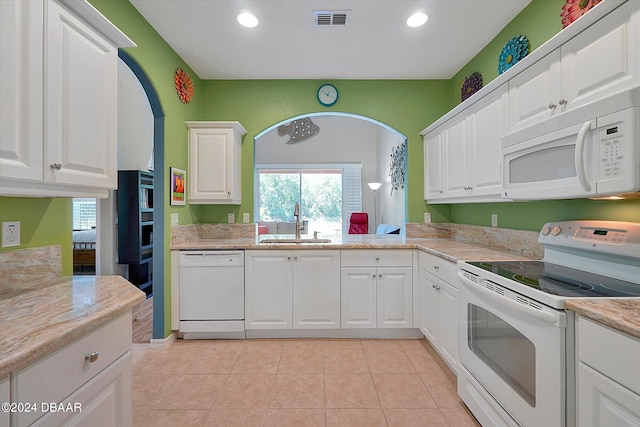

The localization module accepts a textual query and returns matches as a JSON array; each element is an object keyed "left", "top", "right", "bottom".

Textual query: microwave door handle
[{"left": 575, "top": 120, "right": 594, "bottom": 192}]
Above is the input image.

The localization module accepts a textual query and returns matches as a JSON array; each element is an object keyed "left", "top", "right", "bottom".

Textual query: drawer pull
[
  {"left": 50, "top": 163, "right": 62, "bottom": 170},
  {"left": 84, "top": 352, "right": 99, "bottom": 363},
  {"left": 433, "top": 265, "right": 439, "bottom": 271}
]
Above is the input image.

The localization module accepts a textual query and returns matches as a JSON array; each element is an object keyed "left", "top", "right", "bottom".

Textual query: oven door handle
[{"left": 458, "top": 272, "right": 563, "bottom": 327}]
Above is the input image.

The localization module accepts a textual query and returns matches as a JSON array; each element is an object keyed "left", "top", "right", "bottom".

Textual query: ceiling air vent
[{"left": 313, "top": 10, "right": 350, "bottom": 27}]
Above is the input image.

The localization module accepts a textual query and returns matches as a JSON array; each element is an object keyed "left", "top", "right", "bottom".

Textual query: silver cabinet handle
[
  {"left": 85, "top": 352, "right": 99, "bottom": 363},
  {"left": 433, "top": 265, "right": 439, "bottom": 271},
  {"left": 372, "top": 274, "right": 376, "bottom": 278},
  {"left": 294, "top": 255, "right": 298, "bottom": 260},
  {"left": 378, "top": 273, "right": 382, "bottom": 278},
  {"left": 548, "top": 103, "right": 556, "bottom": 109},
  {"left": 375, "top": 257, "right": 380, "bottom": 261},
  {"left": 287, "top": 256, "right": 291, "bottom": 260},
  {"left": 50, "top": 163, "right": 62, "bottom": 170},
  {"left": 559, "top": 99, "right": 567, "bottom": 105}
]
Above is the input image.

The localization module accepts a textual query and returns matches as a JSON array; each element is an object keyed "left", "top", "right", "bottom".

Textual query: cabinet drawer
[
  {"left": 341, "top": 249, "right": 412, "bottom": 267},
  {"left": 15, "top": 313, "right": 131, "bottom": 426},
  {"left": 418, "top": 251, "right": 458, "bottom": 285},
  {"left": 578, "top": 317, "right": 640, "bottom": 395}
]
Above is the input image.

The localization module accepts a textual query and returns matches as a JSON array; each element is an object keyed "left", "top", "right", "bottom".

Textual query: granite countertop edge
[
  {"left": 0, "top": 276, "right": 145, "bottom": 377},
  {"left": 565, "top": 299, "right": 640, "bottom": 339}
]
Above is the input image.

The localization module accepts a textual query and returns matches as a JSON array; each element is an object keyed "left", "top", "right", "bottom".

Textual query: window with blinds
[{"left": 255, "top": 164, "right": 362, "bottom": 235}]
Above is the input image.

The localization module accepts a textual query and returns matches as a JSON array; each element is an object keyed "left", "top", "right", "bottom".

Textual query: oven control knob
[
  {"left": 541, "top": 226, "right": 550, "bottom": 235},
  {"left": 551, "top": 226, "right": 562, "bottom": 236}
]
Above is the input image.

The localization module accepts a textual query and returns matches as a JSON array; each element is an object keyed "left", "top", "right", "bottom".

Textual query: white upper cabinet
[
  {"left": 510, "top": 1, "right": 640, "bottom": 132},
  {"left": 187, "top": 121, "right": 247, "bottom": 204},
  {"left": 423, "top": 85, "right": 507, "bottom": 203},
  {"left": 0, "top": 0, "right": 44, "bottom": 183},
  {"left": 422, "top": 0, "right": 639, "bottom": 204},
  {"left": 0, "top": 0, "right": 135, "bottom": 198}
]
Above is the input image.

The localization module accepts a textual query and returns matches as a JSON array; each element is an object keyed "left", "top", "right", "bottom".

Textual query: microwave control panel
[{"left": 599, "top": 123, "right": 623, "bottom": 178}]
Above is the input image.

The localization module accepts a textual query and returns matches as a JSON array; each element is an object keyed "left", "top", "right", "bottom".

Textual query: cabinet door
[
  {"left": 467, "top": 86, "right": 507, "bottom": 197},
  {"left": 438, "top": 280, "right": 458, "bottom": 372},
  {"left": 45, "top": 0, "right": 118, "bottom": 189},
  {"left": 245, "top": 251, "right": 292, "bottom": 329},
  {"left": 0, "top": 375, "right": 8, "bottom": 427},
  {"left": 341, "top": 268, "right": 376, "bottom": 328},
  {"left": 189, "top": 127, "right": 237, "bottom": 204},
  {"left": 561, "top": 1, "right": 640, "bottom": 113},
  {"left": 377, "top": 267, "right": 412, "bottom": 328},
  {"left": 293, "top": 250, "right": 341, "bottom": 329},
  {"left": 0, "top": 0, "right": 43, "bottom": 182},
  {"left": 442, "top": 115, "right": 468, "bottom": 198},
  {"left": 418, "top": 269, "right": 438, "bottom": 343},
  {"left": 578, "top": 363, "right": 640, "bottom": 427},
  {"left": 424, "top": 131, "right": 443, "bottom": 200},
  {"left": 32, "top": 352, "right": 132, "bottom": 427},
  {"left": 508, "top": 49, "right": 562, "bottom": 132}
]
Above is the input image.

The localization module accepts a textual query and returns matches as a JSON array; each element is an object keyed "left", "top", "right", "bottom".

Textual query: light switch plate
[
  {"left": 171, "top": 213, "right": 179, "bottom": 226},
  {"left": 424, "top": 213, "right": 431, "bottom": 223},
  {"left": 2, "top": 221, "right": 20, "bottom": 247},
  {"left": 243, "top": 213, "right": 250, "bottom": 223},
  {"left": 228, "top": 213, "right": 235, "bottom": 223},
  {"left": 491, "top": 214, "right": 498, "bottom": 228}
]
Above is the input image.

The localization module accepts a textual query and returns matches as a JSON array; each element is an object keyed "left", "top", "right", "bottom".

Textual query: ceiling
[{"left": 130, "top": 0, "right": 532, "bottom": 80}]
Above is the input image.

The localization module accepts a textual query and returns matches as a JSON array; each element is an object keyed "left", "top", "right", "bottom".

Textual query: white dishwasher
[{"left": 179, "top": 251, "right": 245, "bottom": 339}]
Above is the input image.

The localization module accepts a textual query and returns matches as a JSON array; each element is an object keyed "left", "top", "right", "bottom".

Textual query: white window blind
[{"left": 342, "top": 165, "right": 362, "bottom": 234}]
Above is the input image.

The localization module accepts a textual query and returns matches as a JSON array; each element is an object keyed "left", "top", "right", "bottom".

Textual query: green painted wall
[
  {"left": 196, "top": 79, "right": 451, "bottom": 224},
  {"left": 0, "top": 197, "right": 72, "bottom": 275},
  {"left": 445, "top": 0, "right": 640, "bottom": 229}
]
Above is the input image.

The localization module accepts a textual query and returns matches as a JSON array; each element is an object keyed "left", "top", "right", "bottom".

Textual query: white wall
[
  {"left": 376, "top": 126, "right": 406, "bottom": 231},
  {"left": 256, "top": 114, "right": 405, "bottom": 233},
  {"left": 98, "top": 59, "right": 153, "bottom": 275},
  {"left": 117, "top": 59, "right": 154, "bottom": 171}
]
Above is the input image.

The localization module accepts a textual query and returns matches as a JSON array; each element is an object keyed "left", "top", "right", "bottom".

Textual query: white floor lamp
[{"left": 367, "top": 182, "right": 382, "bottom": 233}]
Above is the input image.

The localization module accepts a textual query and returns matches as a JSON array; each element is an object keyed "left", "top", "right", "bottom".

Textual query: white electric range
[{"left": 456, "top": 220, "right": 640, "bottom": 427}]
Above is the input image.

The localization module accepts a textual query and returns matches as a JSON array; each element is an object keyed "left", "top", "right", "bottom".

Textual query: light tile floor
[{"left": 132, "top": 338, "right": 480, "bottom": 427}]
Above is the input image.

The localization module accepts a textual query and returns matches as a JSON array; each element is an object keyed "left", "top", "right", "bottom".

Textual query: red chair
[{"left": 348, "top": 213, "right": 368, "bottom": 234}]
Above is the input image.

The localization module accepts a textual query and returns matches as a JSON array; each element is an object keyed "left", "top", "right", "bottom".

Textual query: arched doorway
[
  {"left": 117, "top": 50, "right": 166, "bottom": 340},
  {"left": 255, "top": 112, "right": 408, "bottom": 235}
]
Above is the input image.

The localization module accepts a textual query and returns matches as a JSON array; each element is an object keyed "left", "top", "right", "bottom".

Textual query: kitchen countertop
[
  {"left": 0, "top": 275, "right": 145, "bottom": 378},
  {"left": 565, "top": 299, "right": 640, "bottom": 339},
  {"left": 171, "top": 234, "right": 537, "bottom": 263}
]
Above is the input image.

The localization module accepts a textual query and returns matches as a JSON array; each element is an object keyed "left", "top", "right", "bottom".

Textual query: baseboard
[{"left": 149, "top": 332, "right": 177, "bottom": 349}]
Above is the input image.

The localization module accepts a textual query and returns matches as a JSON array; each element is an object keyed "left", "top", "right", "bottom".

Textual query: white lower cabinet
[
  {"left": 576, "top": 316, "right": 640, "bottom": 427},
  {"left": 341, "top": 250, "right": 413, "bottom": 329},
  {"left": 1, "top": 375, "right": 8, "bottom": 427},
  {"left": 418, "top": 252, "right": 458, "bottom": 372},
  {"left": 244, "top": 250, "right": 340, "bottom": 330},
  {"left": 11, "top": 313, "right": 133, "bottom": 427}
]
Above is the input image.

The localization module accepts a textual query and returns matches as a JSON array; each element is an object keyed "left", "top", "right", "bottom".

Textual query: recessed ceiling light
[
  {"left": 407, "top": 12, "right": 428, "bottom": 28},
  {"left": 237, "top": 12, "right": 259, "bottom": 28}
]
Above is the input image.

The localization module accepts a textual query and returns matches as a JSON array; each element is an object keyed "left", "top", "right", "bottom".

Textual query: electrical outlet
[
  {"left": 228, "top": 213, "right": 235, "bottom": 224},
  {"left": 2, "top": 221, "right": 20, "bottom": 247},
  {"left": 171, "top": 213, "right": 179, "bottom": 226},
  {"left": 491, "top": 214, "right": 498, "bottom": 228},
  {"left": 242, "top": 213, "right": 250, "bottom": 223},
  {"left": 424, "top": 213, "right": 431, "bottom": 223}
]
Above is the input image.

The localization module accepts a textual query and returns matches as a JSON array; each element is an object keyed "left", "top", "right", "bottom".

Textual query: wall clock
[{"left": 317, "top": 83, "right": 338, "bottom": 107}]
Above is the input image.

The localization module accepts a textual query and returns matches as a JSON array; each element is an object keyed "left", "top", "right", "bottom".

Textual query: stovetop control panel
[{"left": 539, "top": 220, "right": 640, "bottom": 259}]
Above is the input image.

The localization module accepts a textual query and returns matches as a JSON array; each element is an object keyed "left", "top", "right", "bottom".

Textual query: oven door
[{"left": 457, "top": 270, "right": 567, "bottom": 427}]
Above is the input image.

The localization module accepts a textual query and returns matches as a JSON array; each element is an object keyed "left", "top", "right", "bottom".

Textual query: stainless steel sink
[{"left": 259, "top": 238, "right": 332, "bottom": 244}]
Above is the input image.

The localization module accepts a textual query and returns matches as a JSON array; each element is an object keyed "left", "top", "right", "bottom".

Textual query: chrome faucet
[{"left": 293, "top": 202, "right": 304, "bottom": 239}]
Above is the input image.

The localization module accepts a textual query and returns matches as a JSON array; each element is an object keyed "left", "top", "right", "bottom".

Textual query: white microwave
[{"left": 502, "top": 106, "right": 639, "bottom": 200}]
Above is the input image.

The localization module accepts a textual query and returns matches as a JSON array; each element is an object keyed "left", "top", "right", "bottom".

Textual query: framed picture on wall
[{"left": 170, "top": 167, "right": 186, "bottom": 206}]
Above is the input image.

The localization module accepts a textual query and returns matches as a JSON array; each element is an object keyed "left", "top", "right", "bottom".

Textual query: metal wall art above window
[
  {"left": 389, "top": 142, "right": 406, "bottom": 195},
  {"left": 278, "top": 118, "right": 320, "bottom": 144}
]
